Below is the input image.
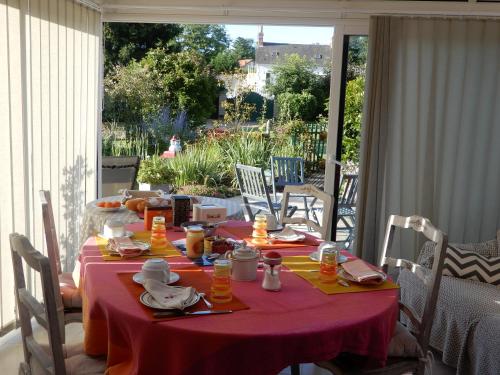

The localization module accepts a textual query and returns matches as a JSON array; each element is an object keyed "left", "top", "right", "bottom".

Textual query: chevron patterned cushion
[{"left": 443, "top": 245, "right": 500, "bottom": 286}]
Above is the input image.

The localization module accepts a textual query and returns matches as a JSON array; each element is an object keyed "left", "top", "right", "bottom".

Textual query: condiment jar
[
  {"left": 262, "top": 251, "right": 282, "bottom": 291},
  {"left": 225, "top": 244, "right": 260, "bottom": 281},
  {"left": 186, "top": 226, "right": 204, "bottom": 259}
]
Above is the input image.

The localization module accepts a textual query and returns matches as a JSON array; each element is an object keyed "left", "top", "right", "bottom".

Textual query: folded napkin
[
  {"left": 342, "top": 259, "right": 384, "bottom": 283},
  {"left": 143, "top": 279, "right": 196, "bottom": 310},
  {"left": 107, "top": 237, "right": 144, "bottom": 258}
]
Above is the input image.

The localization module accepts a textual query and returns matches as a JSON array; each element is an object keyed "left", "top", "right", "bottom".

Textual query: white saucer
[
  {"left": 97, "top": 231, "right": 134, "bottom": 240},
  {"left": 139, "top": 290, "right": 200, "bottom": 310},
  {"left": 133, "top": 271, "right": 180, "bottom": 285},
  {"left": 309, "top": 252, "right": 349, "bottom": 263}
]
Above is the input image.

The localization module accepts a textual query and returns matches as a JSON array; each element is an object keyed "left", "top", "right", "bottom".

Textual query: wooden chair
[
  {"left": 336, "top": 174, "right": 358, "bottom": 243},
  {"left": 279, "top": 184, "right": 334, "bottom": 240},
  {"left": 10, "top": 233, "right": 106, "bottom": 375},
  {"left": 101, "top": 156, "right": 140, "bottom": 197},
  {"left": 40, "top": 191, "right": 82, "bottom": 324},
  {"left": 235, "top": 163, "right": 297, "bottom": 221},
  {"left": 316, "top": 215, "right": 448, "bottom": 375}
]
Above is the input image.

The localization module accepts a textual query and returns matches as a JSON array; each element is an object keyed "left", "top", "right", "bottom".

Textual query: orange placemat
[
  {"left": 117, "top": 266, "right": 249, "bottom": 321},
  {"left": 219, "top": 226, "right": 320, "bottom": 248},
  {"left": 96, "top": 231, "right": 180, "bottom": 261},
  {"left": 282, "top": 256, "right": 399, "bottom": 295}
]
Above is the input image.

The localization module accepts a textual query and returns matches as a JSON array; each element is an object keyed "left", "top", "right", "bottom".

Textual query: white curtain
[
  {"left": 356, "top": 16, "right": 500, "bottom": 264},
  {"left": 0, "top": 0, "right": 101, "bottom": 332}
]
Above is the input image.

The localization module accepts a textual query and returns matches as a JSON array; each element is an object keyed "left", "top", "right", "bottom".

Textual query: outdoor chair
[
  {"left": 40, "top": 191, "right": 82, "bottom": 327},
  {"left": 10, "top": 233, "right": 106, "bottom": 375},
  {"left": 279, "top": 184, "right": 334, "bottom": 240},
  {"left": 235, "top": 163, "right": 297, "bottom": 221},
  {"left": 336, "top": 174, "right": 358, "bottom": 243},
  {"left": 101, "top": 156, "right": 140, "bottom": 197},
  {"left": 316, "top": 215, "right": 448, "bottom": 375}
]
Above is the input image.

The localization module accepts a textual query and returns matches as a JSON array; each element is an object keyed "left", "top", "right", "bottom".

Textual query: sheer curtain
[{"left": 356, "top": 16, "right": 500, "bottom": 264}]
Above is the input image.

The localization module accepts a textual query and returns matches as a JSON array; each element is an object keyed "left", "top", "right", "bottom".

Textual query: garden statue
[{"left": 168, "top": 135, "right": 182, "bottom": 153}]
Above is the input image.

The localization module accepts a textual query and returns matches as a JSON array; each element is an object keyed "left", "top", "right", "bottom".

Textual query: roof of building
[{"left": 255, "top": 43, "right": 331, "bottom": 66}]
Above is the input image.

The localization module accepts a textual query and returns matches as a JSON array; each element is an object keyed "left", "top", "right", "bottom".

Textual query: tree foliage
[
  {"left": 232, "top": 37, "right": 255, "bottom": 60},
  {"left": 177, "top": 24, "right": 230, "bottom": 63},
  {"left": 342, "top": 76, "right": 365, "bottom": 163},
  {"left": 277, "top": 92, "right": 317, "bottom": 122},
  {"left": 104, "top": 23, "right": 181, "bottom": 74},
  {"left": 267, "top": 54, "right": 330, "bottom": 120},
  {"left": 211, "top": 50, "right": 239, "bottom": 74}
]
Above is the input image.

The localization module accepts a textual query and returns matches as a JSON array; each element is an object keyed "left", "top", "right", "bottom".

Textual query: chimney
[{"left": 257, "top": 25, "right": 264, "bottom": 48}]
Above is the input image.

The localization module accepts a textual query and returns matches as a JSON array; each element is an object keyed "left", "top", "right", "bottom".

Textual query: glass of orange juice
[
  {"left": 210, "top": 259, "right": 232, "bottom": 303},
  {"left": 319, "top": 248, "right": 338, "bottom": 283}
]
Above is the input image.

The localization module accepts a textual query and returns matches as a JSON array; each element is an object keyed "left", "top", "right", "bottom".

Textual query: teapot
[{"left": 225, "top": 243, "right": 260, "bottom": 281}]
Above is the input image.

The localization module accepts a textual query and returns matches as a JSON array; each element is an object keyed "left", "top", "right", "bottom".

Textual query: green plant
[
  {"left": 137, "top": 155, "right": 175, "bottom": 185},
  {"left": 342, "top": 75, "right": 365, "bottom": 164},
  {"left": 175, "top": 184, "right": 238, "bottom": 198},
  {"left": 167, "top": 143, "right": 226, "bottom": 188},
  {"left": 277, "top": 92, "right": 317, "bottom": 122}
]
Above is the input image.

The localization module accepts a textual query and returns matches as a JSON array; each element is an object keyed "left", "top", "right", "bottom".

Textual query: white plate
[
  {"left": 139, "top": 289, "right": 200, "bottom": 310},
  {"left": 93, "top": 203, "right": 126, "bottom": 212},
  {"left": 268, "top": 233, "right": 306, "bottom": 242},
  {"left": 337, "top": 268, "right": 387, "bottom": 286},
  {"left": 97, "top": 231, "right": 134, "bottom": 240},
  {"left": 133, "top": 271, "right": 180, "bottom": 285},
  {"left": 309, "top": 251, "right": 349, "bottom": 263}
]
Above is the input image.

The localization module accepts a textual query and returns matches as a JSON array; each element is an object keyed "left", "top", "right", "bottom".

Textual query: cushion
[
  {"left": 387, "top": 321, "right": 421, "bottom": 358},
  {"left": 418, "top": 238, "right": 499, "bottom": 269},
  {"left": 443, "top": 245, "right": 500, "bottom": 286},
  {"left": 59, "top": 272, "right": 82, "bottom": 309}
]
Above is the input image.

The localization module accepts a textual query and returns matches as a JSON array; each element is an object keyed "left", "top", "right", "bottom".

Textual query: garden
[{"left": 102, "top": 24, "right": 365, "bottom": 197}]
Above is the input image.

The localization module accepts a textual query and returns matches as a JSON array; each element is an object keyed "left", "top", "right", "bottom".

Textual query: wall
[{"left": 0, "top": 0, "right": 101, "bottom": 333}]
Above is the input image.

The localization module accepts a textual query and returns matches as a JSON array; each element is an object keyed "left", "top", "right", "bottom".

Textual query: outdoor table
[
  {"left": 79, "top": 195, "right": 244, "bottom": 246},
  {"left": 79, "top": 221, "right": 399, "bottom": 375}
]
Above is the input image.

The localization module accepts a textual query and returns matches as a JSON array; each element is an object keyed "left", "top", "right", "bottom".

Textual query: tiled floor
[{"left": 1, "top": 323, "right": 456, "bottom": 375}]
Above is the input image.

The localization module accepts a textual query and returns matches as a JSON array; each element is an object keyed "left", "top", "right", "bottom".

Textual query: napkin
[
  {"left": 143, "top": 279, "right": 196, "bottom": 310},
  {"left": 107, "top": 237, "right": 144, "bottom": 258},
  {"left": 341, "top": 259, "right": 384, "bottom": 283}
]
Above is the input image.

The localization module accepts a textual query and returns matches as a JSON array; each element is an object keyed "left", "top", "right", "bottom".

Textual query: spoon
[{"left": 199, "top": 293, "right": 213, "bottom": 309}]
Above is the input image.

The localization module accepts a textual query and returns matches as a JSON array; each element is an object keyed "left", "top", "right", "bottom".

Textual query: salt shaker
[{"left": 262, "top": 251, "right": 282, "bottom": 291}]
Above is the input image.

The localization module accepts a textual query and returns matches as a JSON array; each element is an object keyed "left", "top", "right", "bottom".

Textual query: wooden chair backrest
[
  {"left": 271, "top": 156, "right": 305, "bottom": 187},
  {"left": 235, "top": 164, "right": 272, "bottom": 202},
  {"left": 338, "top": 174, "right": 358, "bottom": 207},
  {"left": 379, "top": 215, "right": 447, "bottom": 357},
  {"left": 40, "top": 190, "right": 62, "bottom": 275},
  {"left": 279, "top": 184, "right": 334, "bottom": 240},
  {"left": 10, "top": 233, "right": 67, "bottom": 375},
  {"left": 102, "top": 156, "right": 140, "bottom": 196}
]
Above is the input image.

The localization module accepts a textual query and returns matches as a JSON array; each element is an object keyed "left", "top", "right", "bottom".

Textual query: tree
[
  {"left": 267, "top": 54, "right": 330, "bottom": 120},
  {"left": 347, "top": 36, "right": 368, "bottom": 81},
  {"left": 178, "top": 25, "right": 230, "bottom": 63},
  {"left": 144, "top": 49, "right": 219, "bottom": 126},
  {"left": 342, "top": 76, "right": 365, "bottom": 163},
  {"left": 211, "top": 50, "right": 239, "bottom": 73},
  {"left": 232, "top": 37, "right": 255, "bottom": 60},
  {"left": 277, "top": 92, "right": 317, "bottom": 122},
  {"left": 104, "top": 23, "right": 181, "bottom": 74}
]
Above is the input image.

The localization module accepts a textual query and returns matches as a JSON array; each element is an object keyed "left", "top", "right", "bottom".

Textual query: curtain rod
[{"left": 373, "top": 14, "right": 500, "bottom": 21}]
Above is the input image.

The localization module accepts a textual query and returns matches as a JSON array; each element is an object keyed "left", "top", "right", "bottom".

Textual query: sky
[{"left": 225, "top": 25, "right": 334, "bottom": 46}]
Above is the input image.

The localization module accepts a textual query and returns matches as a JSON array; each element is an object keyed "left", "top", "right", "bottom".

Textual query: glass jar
[
  {"left": 252, "top": 214, "right": 268, "bottom": 245},
  {"left": 186, "top": 226, "right": 204, "bottom": 259},
  {"left": 150, "top": 216, "right": 168, "bottom": 251},
  {"left": 319, "top": 248, "right": 338, "bottom": 283},
  {"left": 210, "top": 259, "right": 232, "bottom": 303}
]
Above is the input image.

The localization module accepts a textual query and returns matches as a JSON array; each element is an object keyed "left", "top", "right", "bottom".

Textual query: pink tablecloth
[{"left": 80, "top": 221, "right": 399, "bottom": 375}]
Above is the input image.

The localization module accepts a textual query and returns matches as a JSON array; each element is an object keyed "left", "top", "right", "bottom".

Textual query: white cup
[
  {"left": 142, "top": 259, "right": 170, "bottom": 283},
  {"left": 265, "top": 214, "right": 279, "bottom": 231}
]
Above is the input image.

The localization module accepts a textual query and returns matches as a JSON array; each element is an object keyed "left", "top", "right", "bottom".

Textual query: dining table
[{"left": 78, "top": 220, "right": 399, "bottom": 375}]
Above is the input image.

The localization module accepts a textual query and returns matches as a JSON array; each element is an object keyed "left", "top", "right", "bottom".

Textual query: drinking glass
[
  {"left": 210, "top": 259, "right": 232, "bottom": 303},
  {"left": 319, "top": 248, "right": 338, "bottom": 283},
  {"left": 252, "top": 214, "right": 268, "bottom": 245},
  {"left": 150, "top": 216, "right": 168, "bottom": 251}
]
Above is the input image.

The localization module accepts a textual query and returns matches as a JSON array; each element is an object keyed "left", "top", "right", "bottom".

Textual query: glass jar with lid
[{"left": 186, "top": 225, "right": 204, "bottom": 258}]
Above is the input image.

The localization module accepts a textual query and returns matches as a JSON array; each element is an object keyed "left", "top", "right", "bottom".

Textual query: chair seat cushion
[
  {"left": 59, "top": 272, "right": 82, "bottom": 309},
  {"left": 387, "top": 321, "right": 421, "bottom": 358}
]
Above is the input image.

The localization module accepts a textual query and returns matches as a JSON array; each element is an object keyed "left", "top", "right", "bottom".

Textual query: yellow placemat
[
  {"left": 282, "top": 256, "right": 399, "bottom": 295},
  {"left": 96, "top": 231, "right": 180, "bottom": 261}
]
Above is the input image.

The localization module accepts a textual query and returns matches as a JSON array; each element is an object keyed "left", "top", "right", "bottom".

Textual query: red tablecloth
[{"left": 80, "top": 221, "right": 399, "bottom": 375}]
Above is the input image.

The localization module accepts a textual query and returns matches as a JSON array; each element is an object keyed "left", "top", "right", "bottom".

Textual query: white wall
[{"left": 0, "top": 0, "right": 101, "bottom": 333}]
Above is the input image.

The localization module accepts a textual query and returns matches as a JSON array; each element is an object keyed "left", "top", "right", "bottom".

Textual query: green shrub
[
  {"left": 175, "top": 184, "right": 238, "bottom": 198},
  {"left": 137, "top": 155, "right": 175, "bottom": 185},
  {"left": 277, "top": 92, "right": 318, "bottom": 122}
]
